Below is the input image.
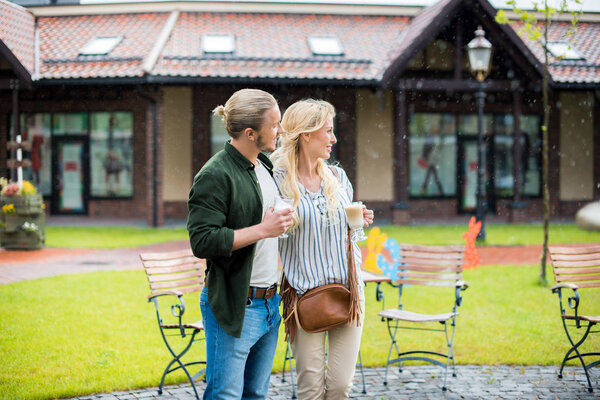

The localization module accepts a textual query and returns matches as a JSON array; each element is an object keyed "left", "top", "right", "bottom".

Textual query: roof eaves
[{"left": 0, "top": 41, "right": 32, "bottom": 88}]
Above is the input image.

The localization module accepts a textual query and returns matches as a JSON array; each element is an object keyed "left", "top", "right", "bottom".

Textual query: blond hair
[
  {"left": 213, "top": 89, "right": 277, "bottom": 139},
  {"left": 271, "top": 99, "right": 340, "bottom": 228}
]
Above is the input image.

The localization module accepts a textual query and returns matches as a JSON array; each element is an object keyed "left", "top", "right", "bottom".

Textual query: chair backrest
[
  {"left": 394, "top": 244, "right": 465, "bottom": 287},
  {"left": 139, "top": 249, "right": 206, "bottom": 298},
  {"left": 549, "top": 245, "right": 600, "bottom": 289}
]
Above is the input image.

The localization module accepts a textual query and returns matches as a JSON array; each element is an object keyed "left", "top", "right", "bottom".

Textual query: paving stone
[{"left": 62, "top": 365, "right": 600, "bottom": 400}]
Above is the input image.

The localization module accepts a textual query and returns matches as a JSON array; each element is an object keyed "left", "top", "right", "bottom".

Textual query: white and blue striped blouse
[{"left": 274, "top": 166, "right": 363, "bottom": 296}]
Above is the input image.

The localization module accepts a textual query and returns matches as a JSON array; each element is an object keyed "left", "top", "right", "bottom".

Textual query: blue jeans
[{"left": 200, "top": 287, "right": 281, "bottom": 400}]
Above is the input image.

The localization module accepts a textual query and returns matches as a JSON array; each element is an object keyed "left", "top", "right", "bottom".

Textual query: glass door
[
  {"left": 53, "top": 138, "right": 88, "bottom": 214},
  {"left": 457, "top": 137, "right": 490, "bottom": 213}
]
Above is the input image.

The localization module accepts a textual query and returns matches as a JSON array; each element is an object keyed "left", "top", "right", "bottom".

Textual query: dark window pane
[
  {"left": 457, "top": 114, "right": 493, "bottom": 136},
  {"left": 90, "top": 112, "right": 133, "bottom": 197},
  {"left": 520, "top": 115, "right": 541, "bottom": 196},
  {"left": 210, "top": 114, "right": 230, "bottom": 156},
  {"left": 409, "top": 113, "right": 457, "bottom": 197},
  {"left": 9, "top": 114, "right": 52, "bottom": 196},
  {"left": 493, "top": 114, "right": 514, "bottom": 197}
]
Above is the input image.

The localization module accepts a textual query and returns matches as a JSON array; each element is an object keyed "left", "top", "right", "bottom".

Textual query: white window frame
[
  {"left": 79, "top": 35, "right": 123, "bottom": 56},
  {"left": 202, "top": 34, "right": 235, "bottom": 54},
  {"left": 546, "top": 41, "right": 584, "bottom": 60},
  {"left": 307, "top": 36, "right": 344, "bottom": 56}
]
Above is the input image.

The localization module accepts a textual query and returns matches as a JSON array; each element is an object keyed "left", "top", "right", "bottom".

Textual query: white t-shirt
[{"left": 250, "top": 161, "right": 279, "bottom": 287}]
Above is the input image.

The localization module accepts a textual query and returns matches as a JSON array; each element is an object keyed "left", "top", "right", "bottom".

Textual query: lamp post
[{"left": 467, "top": 26, "right": 492, "bottom": 241}]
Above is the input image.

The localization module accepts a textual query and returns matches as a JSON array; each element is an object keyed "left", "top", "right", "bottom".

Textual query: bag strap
[{"left": 331, "top": 165, "right": 361, "bottom": 324}]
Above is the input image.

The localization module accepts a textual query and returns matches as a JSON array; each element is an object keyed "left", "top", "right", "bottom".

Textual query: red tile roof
[
  {"left": 0, "top": 0, "right": 35, "bottom": 76},
  {"left": 514, "top": 21, "right": 600, "bottom": 83},
  {"left": 7, "top": 4, "right": 596, "bottom": 85},
  {"left": 38, "top": 13, "right": 170, "bottom": 79},
  {"left": 152, "top": 12, "right": 409, "bottom": 81}
]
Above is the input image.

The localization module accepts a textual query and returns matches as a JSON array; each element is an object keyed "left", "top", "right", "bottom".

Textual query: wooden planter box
[
  {"left": 1, "top": 194, "right": 44, "bottom": 215},
  {"left": 0, "top": 194, "right": 46, "bottom": 250},
  {"left": 0, "top": 230, "right": 45, "bottom": 250}
]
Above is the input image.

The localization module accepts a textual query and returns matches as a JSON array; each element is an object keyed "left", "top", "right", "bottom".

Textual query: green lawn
[
  {"left": 45, "top": 226, "right": 189, "bottom": 249},
  {"left": 1, "top": 265, "right": 598, "bottom": 399},
  {"left": 44, "top": 223, "right": 600, "bottom": 249},
  {"left": 377, "top": 223, "right": 600, "bottom": 246}
]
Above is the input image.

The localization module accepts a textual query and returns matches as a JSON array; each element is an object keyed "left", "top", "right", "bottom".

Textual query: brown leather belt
[{"left": 248, "top": 285, "right": 277, "bottom": 299}]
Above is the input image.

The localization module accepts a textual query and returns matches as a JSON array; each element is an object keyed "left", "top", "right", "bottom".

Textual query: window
[
  {"left": 210, "top": 113, "right": 230, "bottom": 156},
  {"left": 520, "top": 115, "right": 541, "bottom": 196},
  {"left": 79, "top": 36, "right": 122, "bottom": 56},
  {"left": 492, "top": 114, "right": 515, "bottom": 197},
  {"left": 53, "top": 113, "right": 89, "bottom": 135},
  {"left": 9, "top": 114, "right": 52, "bottom": 196},
  {"left": 90, "top": 112, "right": 134, "bottom": 197},
  {"left": 307, "top": 36, "right": 343, "bottom": 56},
  {"left": 202, "top": 34, "right": 235, "bottom": 54},
  {"left": 546, "top": 41, "right": 584, "bottom": 60},
  {"left": 409, "top": 113, "right": 457, "bottom": 197}
]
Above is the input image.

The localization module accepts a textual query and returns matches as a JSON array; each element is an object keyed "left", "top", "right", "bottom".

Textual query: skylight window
[
  {"left": 202, "top": 34, "right": 235, "bottom": 54},
  {"left": 308, "top": 36, "right": 344, "bottom": 56},
  {"left": 79, "top": 35, "right": 122, "bottom": 56},
  {"left": 546, "top": 41, "right": 585, "bottom": 60}
]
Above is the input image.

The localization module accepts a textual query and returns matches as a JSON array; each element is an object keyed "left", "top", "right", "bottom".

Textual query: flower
[
  {"left": 1, "top": 204, "right": 16, "bottom": 214},
  {"left": 21, "top": 222, "right": 39, "bottom": 233},
  {"left": 0, "top": 180, "right": 38, "bottom": 196}
]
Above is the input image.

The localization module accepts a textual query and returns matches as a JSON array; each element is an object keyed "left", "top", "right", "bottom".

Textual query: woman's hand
[{"left": 362, "top": 205, "right": 374, "bottom": 227}]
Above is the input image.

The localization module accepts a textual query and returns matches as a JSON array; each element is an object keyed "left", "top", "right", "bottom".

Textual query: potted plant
[{"left": 0, "top": 178, "right": 45, "bottom": 250}]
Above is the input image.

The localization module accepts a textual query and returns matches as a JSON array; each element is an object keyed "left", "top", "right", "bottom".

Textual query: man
[{"left": 187, "top": 89, "right": 294, "bottom": 399}]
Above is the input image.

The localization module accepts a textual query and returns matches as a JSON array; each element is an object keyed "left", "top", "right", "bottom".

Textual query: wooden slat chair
[
  {"left": 549, "top": 245, "right": 600, "bottom": 393},
  {"left": 375, "top": 244, "right": 467, "bottom": 391},
  {"left": 140, "top": 249, "right": 206, "bottom": 400}
]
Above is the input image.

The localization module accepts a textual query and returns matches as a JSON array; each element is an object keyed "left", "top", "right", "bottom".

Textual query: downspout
[{"left": 137, "top": 88, "right": 159, "bottom": 227}]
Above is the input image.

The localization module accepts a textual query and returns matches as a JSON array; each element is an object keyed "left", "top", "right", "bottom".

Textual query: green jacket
[{"left": 187, "top": 141, "right": 273, "bottom": 338}]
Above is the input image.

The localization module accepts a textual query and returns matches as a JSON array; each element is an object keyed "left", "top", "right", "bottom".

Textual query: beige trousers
[{"left": 291, "top": 297, "right": 365, "bottom": 400}]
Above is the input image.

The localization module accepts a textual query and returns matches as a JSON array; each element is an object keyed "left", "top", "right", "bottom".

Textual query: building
[{"left": 1, "top": 0, "right": 598, "bottom": 226}]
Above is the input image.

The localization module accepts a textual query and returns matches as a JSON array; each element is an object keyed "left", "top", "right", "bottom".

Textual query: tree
[{"left": 495, "top": 0, "right": 582, "bottom": 285}]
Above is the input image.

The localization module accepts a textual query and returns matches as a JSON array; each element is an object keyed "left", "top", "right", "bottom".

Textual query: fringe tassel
[
  {"left": 280, "top": 274, "right": 298, "bottom": 343},
  {"left": 346, "top": 227, "right": 362, "bottom": 327}
]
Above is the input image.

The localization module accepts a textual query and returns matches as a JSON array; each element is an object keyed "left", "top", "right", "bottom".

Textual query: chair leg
[
  {"left": 442, "top": 317, "right": 458, "bottom": 392},
  {"left": 357, "top": 350, "right": 366, "bottom": 394},
  {"left": 558, "top": 319, "right": 596, "bottom": 393},
  {"left": 282, "top": 340, "right": 297, "bottom": 399},
  {"left": 158, "top": 328, "right": 202, "bottom": 400},
  {"left": 383, "top": 319, "right": 401, "bottom": 386}
]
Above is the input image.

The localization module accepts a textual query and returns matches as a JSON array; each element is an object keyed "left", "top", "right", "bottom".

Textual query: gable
[{"left": 381, "top": 0, "right": 545, "bottom": 87}]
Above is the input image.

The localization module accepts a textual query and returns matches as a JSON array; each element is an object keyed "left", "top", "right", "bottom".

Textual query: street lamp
[{"left": 467, "top": 26, "right": 492, "bottom": 241}]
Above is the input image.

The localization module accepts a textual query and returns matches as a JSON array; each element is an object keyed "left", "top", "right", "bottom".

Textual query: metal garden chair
[
  {"left": 549, "top": 244, "right": 600, "bottom": 393},
  {"left": 140, "top": 249, "right": 206, "bottom": 400},
  {"left": 375, "top": 244, "right": 467, "bottom": 391}
]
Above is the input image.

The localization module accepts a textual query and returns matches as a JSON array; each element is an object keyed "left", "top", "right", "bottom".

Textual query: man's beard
[{"left": 256, "top": 132, "right": 275, "bottom": 153}]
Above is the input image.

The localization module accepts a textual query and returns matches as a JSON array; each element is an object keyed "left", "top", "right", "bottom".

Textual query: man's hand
[{"left": 260, "top": 206, "right": 294, "bottom": 238}]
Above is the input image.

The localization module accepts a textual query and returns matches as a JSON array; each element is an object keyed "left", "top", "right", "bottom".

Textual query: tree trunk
[{"left": 540, "top": 2, "right": 550, "bottom": 285}]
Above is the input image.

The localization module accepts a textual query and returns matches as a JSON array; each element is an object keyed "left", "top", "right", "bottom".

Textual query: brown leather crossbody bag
[{"left": 282, "top": 227, "right": 361, "bottom": 339}]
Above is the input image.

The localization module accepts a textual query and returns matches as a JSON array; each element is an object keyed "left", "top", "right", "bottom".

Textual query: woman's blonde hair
[
  {"left": 271, "top": 99, "right": 340, "bottom": 228},
  {"left": 213, "top": 89, "right": 277, "bottom": 139}
]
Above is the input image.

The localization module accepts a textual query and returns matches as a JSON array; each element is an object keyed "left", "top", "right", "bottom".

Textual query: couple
[{"left": 187, "top": 89, "right": 374, "bottom": 400}]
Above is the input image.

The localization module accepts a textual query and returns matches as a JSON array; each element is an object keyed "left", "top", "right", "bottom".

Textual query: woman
[{"left": 271, "top": 99, "right": 374, "bottom": 399}]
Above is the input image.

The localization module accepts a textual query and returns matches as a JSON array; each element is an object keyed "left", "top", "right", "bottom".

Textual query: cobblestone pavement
[{"left": 63, "top": 365, "right": 599, "bottom": 400}]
